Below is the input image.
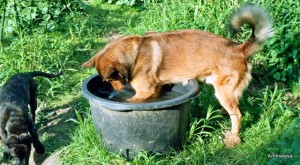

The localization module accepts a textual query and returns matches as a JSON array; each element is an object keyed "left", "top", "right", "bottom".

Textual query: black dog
[{"left": 0, "top": 71, "right": 61, "bottom": 165}]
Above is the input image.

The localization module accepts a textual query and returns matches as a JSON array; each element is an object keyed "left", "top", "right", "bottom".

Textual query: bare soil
[{"left": 28, "top": 97, "right": 81, "bottom": 165}]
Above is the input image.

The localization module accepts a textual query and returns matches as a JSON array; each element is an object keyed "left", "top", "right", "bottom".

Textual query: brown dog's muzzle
[{"left": 110, "top": 80, "right": 126, "bottom": 91}]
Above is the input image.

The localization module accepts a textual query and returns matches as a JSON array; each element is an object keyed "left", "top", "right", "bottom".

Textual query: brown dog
[{"left": 82, "top": 4, "right": 273, "bottom": 147}]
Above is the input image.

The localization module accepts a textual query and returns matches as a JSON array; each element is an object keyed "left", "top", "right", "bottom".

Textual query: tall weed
[
  {"left": 124, "top": 0, "right": 238, "bottom": 35},
  {"left": 256, "top": 84, "right": 294, "bottom": 132}
]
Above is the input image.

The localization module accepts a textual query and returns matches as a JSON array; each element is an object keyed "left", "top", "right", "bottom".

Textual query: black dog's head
[
  {"left": 5, "top": 133, "right": 32, "bottom": 165},
  {"left": 9, "top": 144, "right": 28, "bottom": 165}
]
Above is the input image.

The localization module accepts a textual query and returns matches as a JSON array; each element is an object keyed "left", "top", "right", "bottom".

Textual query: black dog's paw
[{"left": 34, "top": 142, "right": 45, "bottom": 154}]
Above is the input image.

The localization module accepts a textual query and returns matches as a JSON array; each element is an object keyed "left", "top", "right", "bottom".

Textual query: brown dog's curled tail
[{"left": 229, "top": 4, "right": 274, "bottom": 56}]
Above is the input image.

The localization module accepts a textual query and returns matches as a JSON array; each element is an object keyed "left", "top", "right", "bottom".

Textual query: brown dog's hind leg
[{"left": 213, "top": 74, "right": 242, "bottom": 148}]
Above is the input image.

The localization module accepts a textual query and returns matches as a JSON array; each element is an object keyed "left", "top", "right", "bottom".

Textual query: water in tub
[{"left": 94, "top": 84, "right": 181, "bottom": 102}]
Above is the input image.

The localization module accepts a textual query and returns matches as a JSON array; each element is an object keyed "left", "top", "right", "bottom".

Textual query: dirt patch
[
  {"left": 29, "top": 149, "right": 60, "bottom": 165},
  {"left": 28, "top": 97, "right": 83, "bottom": 165}
]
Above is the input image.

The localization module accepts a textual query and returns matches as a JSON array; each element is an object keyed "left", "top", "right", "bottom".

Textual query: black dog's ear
[
  {"left": 6, "top": 133, "right": 32, "bottom": 145},
  {"left": 18, "top": 133, "right": 32, "bottom": 143},
  {"left": 7, "top": 134, "right": 19, "bottom": 144},
  {"left": 10, "top": 144, "right": 27, "bottom": 162}
]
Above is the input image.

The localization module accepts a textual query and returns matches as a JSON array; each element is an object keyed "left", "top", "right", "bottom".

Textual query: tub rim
[{"left": 81, "top": 74, "right": 199, "bottom": 111}]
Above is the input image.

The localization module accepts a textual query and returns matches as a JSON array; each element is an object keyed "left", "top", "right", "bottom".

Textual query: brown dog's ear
[
  {"left": 82, "top": 49, "right": 106, "bottom": 68},
  {"left": 81, "top": 56, "right": 95, "bottom": 68},
  {"left": 102, "top": 64, "right": 115, "bottom": 80},
  {"left": 102, "top": 63, "right": 129, "bottom": 81}
]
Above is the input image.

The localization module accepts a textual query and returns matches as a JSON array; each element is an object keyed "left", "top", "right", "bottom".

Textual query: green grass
[{"left": 0, "top": 0, "right": 299, "bottom": 164}]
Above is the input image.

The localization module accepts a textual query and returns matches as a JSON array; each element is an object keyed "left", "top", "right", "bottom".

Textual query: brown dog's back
[{"left": 132, "top": 30, "right": 247, "bottom": 86}]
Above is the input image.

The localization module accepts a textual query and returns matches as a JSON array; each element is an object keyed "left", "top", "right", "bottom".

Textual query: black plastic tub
[{"left": 81, "top": 74, "right": 199, "bottom": 159}]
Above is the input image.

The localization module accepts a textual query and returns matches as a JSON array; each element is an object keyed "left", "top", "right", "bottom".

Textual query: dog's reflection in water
[{"left": 106, "top": 85, "right": 135, "bottom": 102}]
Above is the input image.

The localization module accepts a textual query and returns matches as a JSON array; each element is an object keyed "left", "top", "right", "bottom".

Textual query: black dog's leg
[
  {"left": 25, "top": 143, "right": 31, "bottom": 165},
  {"left": 29, "top": 81, "right": 38, "bottom": 123},
  {"left": 27, "top": 118, "right": 45, "bottom": 154}
]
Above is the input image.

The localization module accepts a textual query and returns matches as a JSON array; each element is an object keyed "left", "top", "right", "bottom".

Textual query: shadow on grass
[{"left": 32, "top": 96, "right": 89, "bottom": 164}]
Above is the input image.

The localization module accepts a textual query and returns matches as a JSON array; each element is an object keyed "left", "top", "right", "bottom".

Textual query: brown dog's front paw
[
  {"left": 127, "top": 98, "right": 138, "bottom": 103},
  {"left": 224, "top": 131, "right": 241, "bottom": 148},
  {"left": 127, "top": 93, "right": 151, "bottom": 103},
  {"left": 127, "top": 96, "right": 144, "bottom": 103}
]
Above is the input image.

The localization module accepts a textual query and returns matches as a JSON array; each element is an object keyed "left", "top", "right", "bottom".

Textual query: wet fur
[
  {"left": 0, "top": 71, "right": 61, "bottom": 165},
  {"left": 82, "top": 5, "right": 273, "bottom": 147}
]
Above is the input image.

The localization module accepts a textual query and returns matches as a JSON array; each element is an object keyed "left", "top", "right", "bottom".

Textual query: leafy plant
[
  {"left": 0, "top": 0, "right": 85, "bottom": 38},
  {"left": 267, "top": 31, "right": 299, "bottom": 82},
  {"left": 266, "top": 117, "right": 300, "bottom": 165},
  {"left": 260, "top": 0, "right": 300, "bottom": 82}
]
